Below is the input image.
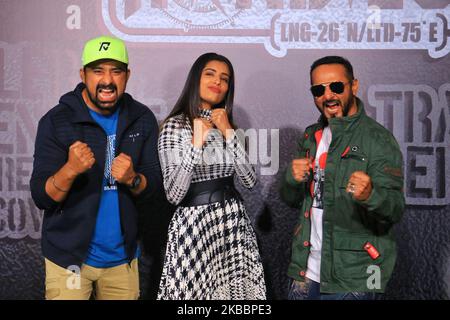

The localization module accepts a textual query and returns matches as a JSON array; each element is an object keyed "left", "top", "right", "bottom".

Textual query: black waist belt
[{"left": 179, "top": 176, "right": 242, "bottom": 207}]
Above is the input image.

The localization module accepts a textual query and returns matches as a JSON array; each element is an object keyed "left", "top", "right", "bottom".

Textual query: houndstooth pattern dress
[{"left": 157, "top": 114, "right": 266, "bottom": 300}]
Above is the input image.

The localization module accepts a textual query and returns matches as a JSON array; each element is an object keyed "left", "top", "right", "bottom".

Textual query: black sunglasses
[{"left": 310, "top": 81, "right": 352, "bottom": 98}]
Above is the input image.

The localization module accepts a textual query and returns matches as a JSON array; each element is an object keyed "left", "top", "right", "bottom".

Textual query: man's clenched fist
[
  {"left": 292, "top": 158, "right": 313, "bottom": 182},
  {"left": 67, "top": 141, "right": 95, "bottom": 175},
  {"left": 346, "top": 171, "right": 373, "bottom": 201},
  {"left": 111, "top": 153, "right": 136, "bottom": 186}
]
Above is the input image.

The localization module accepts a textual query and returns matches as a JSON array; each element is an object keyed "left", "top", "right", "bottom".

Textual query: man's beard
[
  {"left": 318, "top": 96, "right": 354, "bottom": 126},
  {"left": 86, "top": 84, "right": 121, "bottom": 113},
  {"left": 322, "top": 97, "right": 353, "bottom": 117},
  {"left": 341, "top": 99, "right": 352, "bottom": 117}
]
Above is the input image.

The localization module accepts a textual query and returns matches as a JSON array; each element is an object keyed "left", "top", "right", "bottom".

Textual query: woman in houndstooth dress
[{"left": 157, "top": 53, "right": 266, "bottom": 300}]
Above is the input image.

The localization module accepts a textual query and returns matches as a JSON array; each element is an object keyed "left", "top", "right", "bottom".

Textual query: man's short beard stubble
[{"left": 323, "top": 95, "right": 353, "bottom": 118}]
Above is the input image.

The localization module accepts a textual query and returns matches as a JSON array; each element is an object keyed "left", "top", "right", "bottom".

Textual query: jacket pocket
[
  {"left": 339, "top": 150, "right": 369, "bottom": 187},
  {"left": 332, "top": 232, "right": 382, "bottom": 281}
]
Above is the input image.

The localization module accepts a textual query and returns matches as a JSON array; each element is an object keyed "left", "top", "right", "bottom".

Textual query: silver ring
[{"left": 348, "top": 183, "right": 355, "bottom": 194}]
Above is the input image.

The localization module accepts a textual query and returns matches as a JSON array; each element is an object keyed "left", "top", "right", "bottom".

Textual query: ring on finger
[{"left": 348, "top": 183, "right": 355, "bottom": 194}]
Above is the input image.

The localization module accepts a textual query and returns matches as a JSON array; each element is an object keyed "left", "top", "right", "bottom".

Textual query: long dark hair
[{"left": 163, "top": 52, "right": 236, "bottom": 128}]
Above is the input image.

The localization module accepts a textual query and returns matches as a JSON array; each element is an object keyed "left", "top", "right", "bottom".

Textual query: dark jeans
[{"left": 288, "top": 278, "right": 381, "bottom": 300}]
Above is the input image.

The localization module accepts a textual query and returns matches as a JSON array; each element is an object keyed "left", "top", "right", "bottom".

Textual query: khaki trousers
[{"left": 44, "top": 258, "right": 139, "bottom": 300}]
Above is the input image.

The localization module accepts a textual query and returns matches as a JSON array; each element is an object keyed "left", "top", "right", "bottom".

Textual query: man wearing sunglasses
[{"left": 281, "top": 56, "right": 404, "bottom": 300}]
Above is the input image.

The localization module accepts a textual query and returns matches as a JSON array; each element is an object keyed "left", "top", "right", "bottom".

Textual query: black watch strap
[{"left": 128, "top": 174, "right": 141, "bottom": 189}]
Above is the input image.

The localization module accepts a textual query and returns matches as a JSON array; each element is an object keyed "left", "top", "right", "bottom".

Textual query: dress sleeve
[
  {"left": 225, "top": 130, "right": 256, "bottom": 189},
  {"left": 158, "top": 117, "right": 202, "bottom": 205}
]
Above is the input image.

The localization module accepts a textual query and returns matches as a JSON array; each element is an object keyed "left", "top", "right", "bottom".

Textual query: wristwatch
[{"left": 128, "top": 174, "right": 141, "bottom": 190}]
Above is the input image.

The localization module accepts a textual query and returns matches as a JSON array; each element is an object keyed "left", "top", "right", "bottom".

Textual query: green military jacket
[{"left": 281, "top": 98, "right": 404, "bottom": 293}]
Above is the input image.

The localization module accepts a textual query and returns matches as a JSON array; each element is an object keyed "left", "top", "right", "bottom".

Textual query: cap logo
[{"left": 99, "top": 42, "right": 111, "bottom": 51}]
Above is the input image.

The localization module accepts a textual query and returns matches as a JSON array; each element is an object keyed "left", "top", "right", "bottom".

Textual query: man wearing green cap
[{"left": 30, "top": 36, "right": 163, "bottom": 299}]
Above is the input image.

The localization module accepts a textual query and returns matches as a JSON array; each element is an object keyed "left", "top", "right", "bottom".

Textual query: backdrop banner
[{"left": 0, "top": 0, "right": 449, "bottom": 299}]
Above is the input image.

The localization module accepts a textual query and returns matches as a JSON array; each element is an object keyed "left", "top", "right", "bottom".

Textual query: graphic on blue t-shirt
[
  {"left": 85, "top": 108, "right": 128, "bottom": 268},
  {"left": 104, "top": 134, "right": 117, "bottom": 191}
]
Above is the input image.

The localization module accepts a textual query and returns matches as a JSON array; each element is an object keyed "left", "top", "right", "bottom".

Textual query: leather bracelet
[{"left": 52, "top": 175, "right": 69, "bottom": 193}]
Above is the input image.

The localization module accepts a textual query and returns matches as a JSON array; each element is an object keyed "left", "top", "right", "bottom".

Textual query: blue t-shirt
[{"left": 84, "top": 108, "right": 128, "bottom": 268}]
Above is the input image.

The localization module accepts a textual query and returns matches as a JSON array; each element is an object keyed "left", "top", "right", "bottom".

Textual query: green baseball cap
[{"left": 82, "top": 36, "right": 129, "bottom": 66}]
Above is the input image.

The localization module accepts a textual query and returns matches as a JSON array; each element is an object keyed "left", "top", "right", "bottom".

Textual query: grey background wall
[{"left": 0, "top": 0, "right": 449, "bottom": 299}]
